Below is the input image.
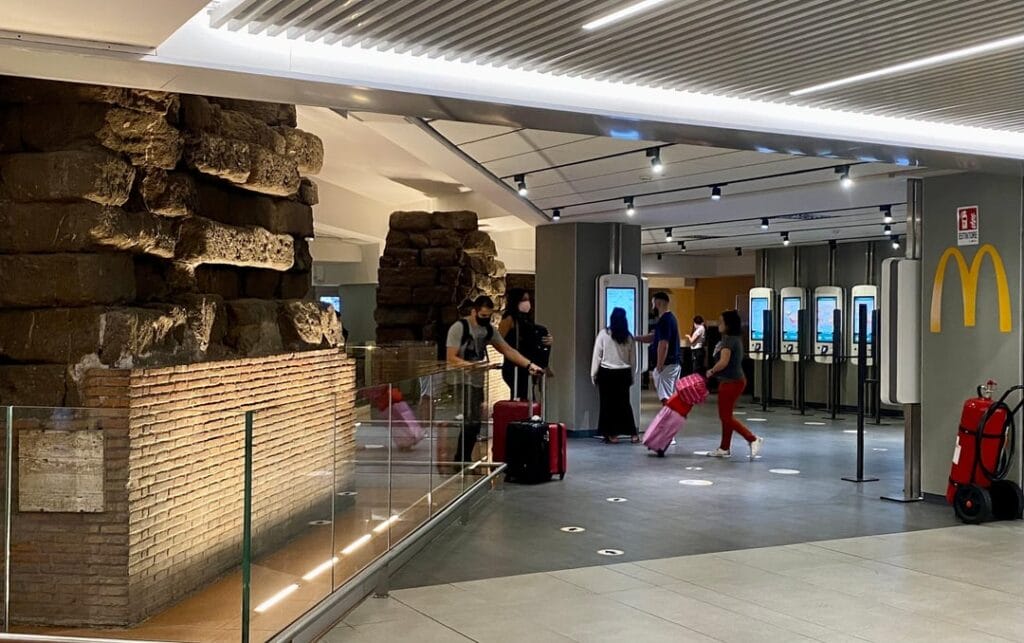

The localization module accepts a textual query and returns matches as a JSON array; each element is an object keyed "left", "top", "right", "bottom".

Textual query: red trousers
[{"left": 717, "top": 378, "right": 756, "bottom": 450}]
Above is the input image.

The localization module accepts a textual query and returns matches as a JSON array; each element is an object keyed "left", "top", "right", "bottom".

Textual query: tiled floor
[{"left": 323, "top": 522, "right": 1024, "bottom": 642}]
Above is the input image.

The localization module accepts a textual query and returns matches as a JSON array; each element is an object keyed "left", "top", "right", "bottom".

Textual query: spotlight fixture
[
  {"left": 678, "top": 241, "right": 687, "bottom": 252},
  {"left": 647, "top": 148, "right": 664, "bottom": 174},
  {"left": 836, "top": 166, "right": 853, "bottom": 188},
  {"left": 624, "top": 196, "right": 636, "bottom": 216},
  {"left": 782, "top": 232, "right": 790, "bottom": 246},
  {"left": 883, "top": 224, "right": 892, "bottom": 236},
  {"left": 664, "top": 227, "right": 673, "bottom": 242},
  {"left": 891, "top": 235, "right": 901, "bottom": 250},
  {"left": 514, "top": 174, "right": 528, "bottom": 196},
  {"left": 760, "top": 217, "right": 769, "bottom": 230},
  {"left": 880, "top": 205, "right": 893, "bottom": 224},
  {"left": 552, "top": 208, "right": 561, "bottom": 222},
  {"left": 735, "top": 247, "right": 743, "bottom": 257},
  {"left": 657, "top": 253, "right": 663, "bottom": 260},
  {"left": 710, "top": 185, "right": 722, "bottom": 201}
]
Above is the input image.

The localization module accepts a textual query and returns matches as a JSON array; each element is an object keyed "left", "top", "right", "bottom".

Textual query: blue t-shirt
[{"left": 654, "top": 311, "right": 680, "bottom": 365}]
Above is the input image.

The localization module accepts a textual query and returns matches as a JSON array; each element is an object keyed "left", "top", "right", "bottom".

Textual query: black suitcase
[{"left": 504, "top": 419, "right": 552, "bottom": 484}]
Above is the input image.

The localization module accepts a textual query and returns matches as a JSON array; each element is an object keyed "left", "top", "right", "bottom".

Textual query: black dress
[
  {"left": 501, "top": 313, "right": 535, "bottom": 399},
  {"left": 597, "top": 367, "right": 638, "bottom": 439}
]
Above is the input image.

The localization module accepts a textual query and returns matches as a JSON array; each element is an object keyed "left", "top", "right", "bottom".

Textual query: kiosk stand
[
  {"left": 780, "top": 287, "right": 805, "bottom": 413},
  {"left": 814, "top": 287, "right": 844, "bottom": 419},
  {"left": 748, "top": 288, "right": 774, "bottom": 410}
]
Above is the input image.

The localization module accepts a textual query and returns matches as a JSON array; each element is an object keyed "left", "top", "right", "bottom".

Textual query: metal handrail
[
  {"left": 0, "top": 636, "right": 187, "bottom": 643},
  {"left": 269, "top": 462, "right": 506, "bottom": 643}
]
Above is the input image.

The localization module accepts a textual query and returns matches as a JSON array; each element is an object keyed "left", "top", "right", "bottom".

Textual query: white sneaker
[
  {"left": 670, "top": 440, "right": 677, "bottom": 446},
  {"left": 707, "top": 448, "right": 731, "bottom": 458},
  {"left": 749, "top": 437, "right": 764, "bottom": 460}
]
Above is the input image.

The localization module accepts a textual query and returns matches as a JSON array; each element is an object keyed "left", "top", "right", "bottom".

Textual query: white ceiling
[{"left": 0, "top": 0, "right": 208, "bottom": 48}]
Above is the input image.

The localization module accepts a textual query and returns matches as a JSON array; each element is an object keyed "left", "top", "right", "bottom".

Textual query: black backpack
[{"left": 458, "top": 318, "right": 492, "bottom": 362}]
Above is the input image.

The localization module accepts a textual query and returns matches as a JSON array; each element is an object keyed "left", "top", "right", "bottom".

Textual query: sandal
[{"left": 630, "top": 435, "right": 640, "bottom": 444}]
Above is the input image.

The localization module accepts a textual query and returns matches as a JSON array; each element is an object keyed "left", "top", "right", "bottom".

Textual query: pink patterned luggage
[
  {"left": 642, "top": 406, "right": 686, "bottom": 456},
  {"left": 391, "top": 400, "right": 425, "bottom": 450},
  {"left": 675, "top": 373, "right": 709, "bottom": 405}
]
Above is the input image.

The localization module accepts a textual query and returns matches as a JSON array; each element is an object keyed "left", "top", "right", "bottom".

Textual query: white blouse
[{"left": 591, "top": 330, "right": 636, "bottom": 380}]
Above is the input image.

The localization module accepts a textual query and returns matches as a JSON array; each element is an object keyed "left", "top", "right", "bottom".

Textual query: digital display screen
[
  {"left": 750, "top": 297, "right": 769, "bottom": 341},
  {"left": 852, "top": 296, "right": 875, "bottom": 343},
  {"left": 782, "top": 297, "right": 801, "bottom": 342},
  {"left": 606, "top": 287, "right": 636, "bottom": 335},
  {"left": 319, "top": 296, "right": 341, "bottom": 313},
  {"left": 816, "top": 296, "right": 838, "bottom": 343}
]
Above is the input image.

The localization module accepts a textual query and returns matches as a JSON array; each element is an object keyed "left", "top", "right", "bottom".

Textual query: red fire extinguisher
[{"left": 947, "top": 381, "right": 1024, "bottom": 523}]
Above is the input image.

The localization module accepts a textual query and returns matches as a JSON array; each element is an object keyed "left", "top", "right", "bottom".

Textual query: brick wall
[{"left": 7, "top": 349, "right": 355, "bottom": 627}]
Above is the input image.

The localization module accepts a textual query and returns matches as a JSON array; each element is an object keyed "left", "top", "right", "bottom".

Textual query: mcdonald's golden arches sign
[{"left": 930, "top": 243, "right": 1011, "bottom": 333}]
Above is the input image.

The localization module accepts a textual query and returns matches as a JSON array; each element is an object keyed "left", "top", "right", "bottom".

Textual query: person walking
[
  {"left": 446, "top": 296, "right": 543, "bottom": 464},
  {"left": 499, "top": 288, "right": 553, "bottom": 400},
  {"left": 706, "top": 310, "right": 764, "bottom": 460},
  {"left": 591, "top": 307, "right": 638, "bottom": 444},
  {"left": 688, "top": 316, "right": 707, "bottom": 377},
  {"left": 639, "top": 292, "right": 681, "bottom": 404}
]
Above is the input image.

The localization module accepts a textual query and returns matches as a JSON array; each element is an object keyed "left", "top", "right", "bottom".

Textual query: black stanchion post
[
  {"left": 871, "top": 307, "right": 882, "bottom": 425},
  {"left": 797, "top": 308, "right": 807, "bottom": 415},
  {"left": 761, "top": 308, "right": 772, "bottom": 412},
  {"left": 830, "top": 308, "right": 842, "bottom": 420},
  {"left": 844, "top": 304, "right": 879, "bottom": 483}
]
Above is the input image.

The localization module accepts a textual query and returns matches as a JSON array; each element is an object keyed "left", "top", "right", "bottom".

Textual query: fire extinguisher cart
[{"left": 948, "top": 381, "right": 1024, "bottom": 524}]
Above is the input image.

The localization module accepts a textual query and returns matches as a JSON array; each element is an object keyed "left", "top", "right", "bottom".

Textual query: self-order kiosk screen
[
  {"left": 749, "top": 297, "right": 769, "bottom": 341},
  {"left": 605, "top": 287, "right": 636, "bottom": 334},
  {"left": 782, "top": 297, "right": 801, "bottom": 342},
  {"left": 816, "top": 296, "right": 837, "bottom": 343},
  {"left": 852, "top": 296, "right": 874, "bottom": 343}
]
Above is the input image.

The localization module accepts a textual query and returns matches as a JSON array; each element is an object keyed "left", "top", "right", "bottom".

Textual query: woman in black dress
[
  {"left": 499, "top": 288, "right": 553, "bottom": 399},
  {"left": 591, "top": 307, "right": 639, "bottom": 443}
]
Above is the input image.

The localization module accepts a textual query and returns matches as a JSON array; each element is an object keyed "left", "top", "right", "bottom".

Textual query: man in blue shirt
[{"left": 639, "top": 292, "right": 681, "bottom": 403}]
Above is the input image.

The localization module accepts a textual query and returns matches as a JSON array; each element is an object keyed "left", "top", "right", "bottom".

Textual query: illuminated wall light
[
  {"left": 647, "top": 147, "right": 664, "bottom": 173},
  {"left": 552, "top": 208, "right": 561, "bottom": 222},
  {"left": 782, "top": 232, "right": 790, "bottom": 246},
  {"left": 254, "top": 583, "right": 299, "bottom": 613},
  {"left": 664, "top": 227, "right": 673, "bottom": 242},
  {"left": 883, "top": 224, "right": 892, "bottom": 236},
  {"left": 760, "top": 217, "right": 769, "bottom": 230},
  {"left": 710, "top": 185, "right": 722, "bottom": 201},
  {"left": 514, "top": 174, "right": 528, "bottom": 196},
  {"left": 341, "top": 534, "right": 373, "bottom": 555},
  {"left": 892, "top": 235, "right": 901, "bottom": 250},
  {"left": 837, "top": 166, "right": 853, "bottom": 188},
  {"left": 624, "top": 196, "right": 636, "bottom": 216},
  {"left": 582, "top": 0, "right": 671, "bottom": 30},
  {"left": 301, "top": 557, "right": 339, "bottom": 581},
  {"left": 372, "top": 516, "right": 400, "bottom": 534},
  {"left": 881, "top": 205, "right": 893, "bottom": 224}
]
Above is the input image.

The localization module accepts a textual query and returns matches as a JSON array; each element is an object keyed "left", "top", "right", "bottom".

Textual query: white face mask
[{"left": 518, "top": 300, "right": 532, "bottom": 314}]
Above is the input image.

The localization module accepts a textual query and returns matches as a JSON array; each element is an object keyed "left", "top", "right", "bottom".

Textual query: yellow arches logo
[{"left": 930, "top": 244, "right": 1011, "bottom": 333}]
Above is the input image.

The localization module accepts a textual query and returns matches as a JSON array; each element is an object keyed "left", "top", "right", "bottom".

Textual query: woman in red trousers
[{"left": 706, "top": 310, "right": 764, "bottom": 461}]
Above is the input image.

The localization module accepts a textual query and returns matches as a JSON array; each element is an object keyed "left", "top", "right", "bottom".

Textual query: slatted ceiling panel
[
  {"left": 427, "top": 122, "right": 520, "bottom": 145},
  {"left": 216, "top": 0, "right": 1024, "bottom": 130}
]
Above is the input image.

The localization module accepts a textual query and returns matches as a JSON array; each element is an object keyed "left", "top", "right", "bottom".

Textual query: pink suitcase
[
  {"left": 642, "top": 406, "right": 686, "bottom": 457},
  {"left": 391, "top": 400, "right": 425, "bottom": 450}
]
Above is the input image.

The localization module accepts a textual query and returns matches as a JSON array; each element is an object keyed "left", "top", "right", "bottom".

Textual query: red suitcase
[
  {"left": 493, "top": 399, "right": 540, "bottom": 463},
  {"left": 548, "top": 420, "right": 567, "bottom": 480}
]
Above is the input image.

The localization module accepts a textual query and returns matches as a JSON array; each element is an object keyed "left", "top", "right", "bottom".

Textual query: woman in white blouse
[{"left": 591, "top": 307, "right": 638, "bottom": 443}]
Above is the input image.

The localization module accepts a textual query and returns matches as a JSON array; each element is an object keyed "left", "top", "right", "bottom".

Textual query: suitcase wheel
[
  {"left": 989, "top": 479, "right": 1024, "bottom": 521},
  {"left": 656, "top": 449, "right": 666, "bottom": 458},
  {"left": 559, "top": 473, "right": 565, "bottom": 480}
]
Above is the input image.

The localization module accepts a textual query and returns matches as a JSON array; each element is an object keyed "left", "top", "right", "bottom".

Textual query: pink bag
[
  {"left": 391, "top": 401, "right": 425, "bottom": 450},
  {"left": 675, "top": 373, "right": 709, "bottom": 405},
  {"left": 642, "top": 405, "right": 686, "bottom": 455}
]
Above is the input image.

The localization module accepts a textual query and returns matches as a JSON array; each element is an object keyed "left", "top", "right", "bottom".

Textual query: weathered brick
[
  {"left": 0, "top": 150, "right": 135, "bottom": 205},
  {"left": 175, "top": 217, "right": 294, "bottom": 270},
  {"left": 0, "top": 254, "right": 135, "bottom": 308}
]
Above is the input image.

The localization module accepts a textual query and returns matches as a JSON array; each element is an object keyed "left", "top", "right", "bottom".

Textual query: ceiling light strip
[
  {"left": 582, "top": 0, "right": 672, "bottom": 31},
  {"left": 497, "top": 143, "right": 674, "bottom": 180},
  {"left": 791, "top": 32, "right": 1024, "bottom": 96}
]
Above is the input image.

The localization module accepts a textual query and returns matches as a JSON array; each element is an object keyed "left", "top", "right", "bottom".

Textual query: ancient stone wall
[
  {"left": 0, "top": 77, "right": 342, "bottom": 407},
  {"left": 376, "top": 211, "right": 506, "bottom": 345}
]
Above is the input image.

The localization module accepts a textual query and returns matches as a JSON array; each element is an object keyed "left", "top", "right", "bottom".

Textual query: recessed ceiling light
[
  {"left": 514, "top": 174, "right": 528, "bottom": 196},
  {"left": 791, "top": 32, "right": 1024, "bottom": 96},
  {"left": 582, "top": 0, "right": 671, "bottom": 31},
  {"left": 881, "top": 205, "right": 893, "bottom": 224}
]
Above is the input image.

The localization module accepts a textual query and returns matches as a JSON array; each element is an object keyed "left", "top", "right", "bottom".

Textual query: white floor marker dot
[
  {"left": 560, "top": 526, "right": 586, "bottom": 533},
  {"left": 684, "top": 466, "right": 703, "bottom": 471},
  {"left": 769, "top": 468, "right": 801, "bottom": 475},
  {"left": 365, "top": 444, "right": 385, "bottom": 449},
  {"left": 597, "top": 549, "right": 624, "bottom": 556},
  {"left": 679, "top": 479, "right": 714, "bottom": 486},
  {"left": 747, "top": 418, "right": 767, "bottom": 423},
  {"left": 843, "top": 430, "right": 858, "bottom": 434},
  {"left": 804, "top": 421, "right": 826, "bottom": 426},
  {"left": 606, "top": 497, "right": 628, "bottom": 503},
  {"left": 734, "top": 412, "right": 747, "bottom": 416},
  {"left": 873, "top": 447, "right": 889, "bottom": 452},
  {"left": 308, "top": 519, "right": 331, "bottom": 526},
  {"left": 693, "top": 450, "right": 710, "bottom": 456}
]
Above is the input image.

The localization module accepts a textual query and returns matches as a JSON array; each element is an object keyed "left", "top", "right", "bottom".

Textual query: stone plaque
[{"left": 19, "top": 429, "right": 104, "bottom": 512}]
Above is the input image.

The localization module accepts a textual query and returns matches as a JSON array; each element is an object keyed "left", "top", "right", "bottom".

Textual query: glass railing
[{"left": 0, "top": 362, "right": 500, "bottom": 643}]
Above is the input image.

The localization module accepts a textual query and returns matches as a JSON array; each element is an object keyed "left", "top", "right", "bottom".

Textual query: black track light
[
  {"left": 657, "top": 253, "right": 663, "bottom": 260},
  {"left": 647, "top": 148, "right": 664, "bottom": 174},
  {"left": 664, "top": 227, "right": 673, "bottom": 242},
  {"left": 883, "top": 224, "right": 892, "bottom": 236},
  {"left": 881, "top": 205, "right": 893, "bottom": 224},
  {"left": 836, "top": 165, "right": 853, "bottom": 188},
  {"left": 515, "top": 174, "right": 528, "bottom": 196},
  {"left": 710, "top": 185, "right": 722, "bottom": 201},
  {"left": 782, "top": 232, "right": 790, "bottom": 246},
  {"left": 760, "top": 217, "right": 769, "bottom": 230},
  {"left": 891, "top": 235, "right": 901, "bottom": 250},
  {"left": 735, "top": 247, "right": 743, "bottom": 256},
  {"left": 678, "top": 241, "right": 687, "bottom": 252},
  {"left": 552, "top": 208, "right": 561, "bottom": 222},
  {"left": 625, "top": 196, "right": 636, "bottom": 216}
]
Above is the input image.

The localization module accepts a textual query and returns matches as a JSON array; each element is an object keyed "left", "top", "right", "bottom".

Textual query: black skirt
[{"left": 597, "top": 366, "right": 638, "bottom": 437}]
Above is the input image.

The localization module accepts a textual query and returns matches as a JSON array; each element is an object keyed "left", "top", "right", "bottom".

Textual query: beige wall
[{"left": 694, "top": 275, "right": 756, "bottom": 324}]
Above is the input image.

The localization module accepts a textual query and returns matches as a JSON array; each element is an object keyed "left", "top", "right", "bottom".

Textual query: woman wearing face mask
[{"left": 499, "top": 289, "right": 553, "bottom": 400}]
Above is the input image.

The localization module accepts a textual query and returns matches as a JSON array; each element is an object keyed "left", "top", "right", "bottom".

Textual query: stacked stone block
[
  {"left": 375, "top": 210, "right": 507, "bottom": 344},
  {"left": 0, "top": 77, "right": 342, "bottom": 406}
]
